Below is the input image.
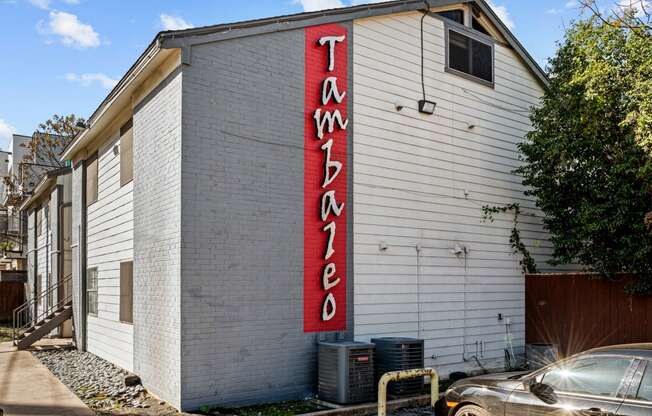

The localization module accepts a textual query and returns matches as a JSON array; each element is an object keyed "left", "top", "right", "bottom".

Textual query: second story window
[
  {"left": 36, "top": 207, "right": 42, "bottom": 236},
  {"left": 446, "top": 27, "right": 494, "bottom": 86},
  {"left": 85, "top": 153, "right": 98, "bottom": 206}
]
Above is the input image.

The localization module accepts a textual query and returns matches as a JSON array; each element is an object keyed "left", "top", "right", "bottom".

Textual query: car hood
[{"left": 451, "top": 371, "right": 530, "bottom": 391}]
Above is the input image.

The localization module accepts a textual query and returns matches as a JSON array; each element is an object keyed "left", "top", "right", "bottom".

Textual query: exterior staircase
[{"left": 12, "top": 274, "right": 73, "bottom": 350}]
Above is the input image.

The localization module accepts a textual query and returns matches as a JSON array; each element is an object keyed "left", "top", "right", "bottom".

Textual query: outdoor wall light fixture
[{"left": 418, "top": 99, "right": 437, "bottom": 115}]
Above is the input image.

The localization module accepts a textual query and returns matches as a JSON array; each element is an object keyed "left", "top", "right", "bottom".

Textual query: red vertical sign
[{"left": 304, "top": 24, "right": 348, "bottom": 332}]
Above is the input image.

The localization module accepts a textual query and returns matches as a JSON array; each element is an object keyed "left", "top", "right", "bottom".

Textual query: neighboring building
[
  {"left": 3, "top": 134, "right": 31, "bottom": 204},
  {"left": 1, "top": 132, "right": 66, "bottom": 271},
  {"left": 0, "top": 150, "right": 10, "bottom": 199},
  {"left": 19, "top": 167, "right": 73, "bottom": 342},
  {"left": 0, "top": 135, "right": 32, "bottom": 271},
  {"left": 60, "top": 0, "right": 555, "bottom": 410}
]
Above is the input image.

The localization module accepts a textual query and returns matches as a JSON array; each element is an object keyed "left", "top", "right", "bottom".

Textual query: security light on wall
[{"left": 418, "top": 99, "right": 437, "bottom": 115}]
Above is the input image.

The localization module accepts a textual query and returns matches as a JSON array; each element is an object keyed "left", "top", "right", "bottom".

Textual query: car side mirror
[{"left": 529, "top": 382, "right": 558, "bottom": 405}]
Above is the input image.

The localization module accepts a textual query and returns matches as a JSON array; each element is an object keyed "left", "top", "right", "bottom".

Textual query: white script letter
[
  {"left": 322, "top": 77, "right": 346, "bottom": 105},
  {"left": 321, "top": 139, "right": 343, "bottom": 188},
  {"left": 323, "top": 221, "right": 336, "bottom": 260},
  {"left": 321, "top": 190, "right": 344, "bottom": 222},
  {"left": 322, "top": 293, "right": 337, "bottom": 321},
  {"left": 319, "top": 35, "right": 346, "bottom": 72},
  {"left": 314, "top": 109, "right": 349, "bottom": 140},
  {"left": 322, "top": 263, "right": 341, "bottom": 291}
]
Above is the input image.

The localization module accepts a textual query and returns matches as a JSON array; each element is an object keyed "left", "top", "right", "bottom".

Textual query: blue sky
[{"left": 0, "top": 0, "right": 641, "bottom": 149}]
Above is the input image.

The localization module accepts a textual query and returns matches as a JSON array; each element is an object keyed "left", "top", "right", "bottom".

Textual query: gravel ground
[
  {"left": 32, "top": 349, "right": 437, "bottom": 416},
  {"left": 32, "top": 349, "right": 184, "bottom": 415},
  {"left": 0, "top": 324, "right": 12, "bottom": 342}
]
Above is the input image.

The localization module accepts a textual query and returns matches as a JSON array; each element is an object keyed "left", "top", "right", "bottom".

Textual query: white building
[
  {"left": 21, "top": 0, "right": 556, "bottom": 410},
  {"left": 4, "top": 134, "right": 31, "bottom": 201},
  {"left": 1, "top": 134, "right": 32, "bottom": 270}
]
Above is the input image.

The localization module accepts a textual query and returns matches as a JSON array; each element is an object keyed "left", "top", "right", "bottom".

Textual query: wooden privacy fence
[
  {"left": 0, "top": 282, "right": 25, "bottom": 322},
  {"left": 526, "top": 273, "right": 652, "bottom": 357}
]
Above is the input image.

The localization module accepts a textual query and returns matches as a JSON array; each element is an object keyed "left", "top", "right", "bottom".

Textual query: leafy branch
[
  {"left": 3, "top": 114, "right": 85, "bottom": 199},
  {"left": 577, "top": 0, "right": 651, "bottom": 36},
  {"left": 481, "top": 203, "right": 538, "bottom": 274}
]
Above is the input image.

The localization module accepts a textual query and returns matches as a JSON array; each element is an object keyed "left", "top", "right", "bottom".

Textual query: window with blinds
[
  {"left": 120, "top": 119, "right": 133, "bottom": 186},
  {"left": 87, "top": 267, "right": 98, "bottom": 316}
]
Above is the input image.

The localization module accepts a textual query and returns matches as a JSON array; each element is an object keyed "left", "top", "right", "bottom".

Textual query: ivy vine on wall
[{"left": 481, "top": 203, "right": 538, "bottom": 274}]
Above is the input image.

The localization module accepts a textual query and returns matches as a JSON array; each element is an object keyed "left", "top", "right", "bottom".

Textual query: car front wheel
[{"left": 454, "top": 404, "right": 490, "bottom": 416}]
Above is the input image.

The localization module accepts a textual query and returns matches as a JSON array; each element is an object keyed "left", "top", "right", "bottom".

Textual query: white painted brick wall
[{"left": 133, "top": 68, "right": 183, "bottom": 409}]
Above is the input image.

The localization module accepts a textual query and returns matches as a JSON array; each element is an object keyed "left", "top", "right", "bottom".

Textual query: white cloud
[
  {"left": 546, "top": 8, "right": 562, "bottom": 14},
  {"left": 565, "top": 0, "right": 578, "bottom": 8},
  {"left": 40, "top": 11, "right": 100, "bottom": 48},
  {"left": 28, "top": 0, "right": 80, "bottom": 7},
  {"left": 0, "top": 119, "right": 16, "bottom": 147},
  {"left": 617, "top": 0, "right": 651, "bottom": 17},
  {"left": 65, "top": 72, "right": 118, "bottom": 89},
  {"left": 487, "top": 1, "right": 515, "bottom": 29},
  {"left": 294, "top": 0, "right": 344, "bottom": 12},
  {"left": 159, "top": 13, "right": 193, "bottom": 30},
  {"left": 28, "top": 0, "right": 50, "bottom": 9}
]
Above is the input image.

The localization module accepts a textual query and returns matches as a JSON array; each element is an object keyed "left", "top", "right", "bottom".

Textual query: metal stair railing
[{"left": 12, "top": 274, "right": 73, "bottom": 344}]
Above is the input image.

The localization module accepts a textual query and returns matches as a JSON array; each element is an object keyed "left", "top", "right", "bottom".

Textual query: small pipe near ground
[{"left": 377, "top": 368, "right": 439, "bottom": 416}]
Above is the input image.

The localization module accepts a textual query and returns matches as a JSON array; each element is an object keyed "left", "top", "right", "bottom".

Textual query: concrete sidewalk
[{"left": 0, "top": 342, "right": 93, "bottom": 416}]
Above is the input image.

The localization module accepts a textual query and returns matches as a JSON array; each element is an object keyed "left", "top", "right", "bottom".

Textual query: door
[
  {"left": 60, "top": 204, "right": 73, "bottom": 337},
  {"left": 506, "top": 355, "right": 635, "bottom": 415},
  {"left": 617, "top": 360, "right": 652, "bottom": 416},
  {"left": 61, "top": 204, "right": 72, "bottom": 298}
]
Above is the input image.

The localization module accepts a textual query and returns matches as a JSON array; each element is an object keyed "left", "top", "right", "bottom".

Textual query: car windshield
[{"left": 539, "top": 356, "right": 634, "bottom": 397}]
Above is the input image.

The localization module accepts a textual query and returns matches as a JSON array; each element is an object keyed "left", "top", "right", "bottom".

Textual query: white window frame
[{"left": 87, "top": 267, "right": 98, "bottom": 316}]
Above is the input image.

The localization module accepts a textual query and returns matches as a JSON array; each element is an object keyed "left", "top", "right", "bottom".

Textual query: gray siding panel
[
  {"left": 71, "top": 162, "right": 85, "bottom": 349},
  {"left": 350, "top": 12, "right": 555, "bottom": 376},
  {"left": 133, "top": 68, "right": 183, "bottom": 408}
]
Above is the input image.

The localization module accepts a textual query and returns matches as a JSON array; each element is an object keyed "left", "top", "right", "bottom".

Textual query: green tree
[
  {"left": 516, "top": 15, "right": 652, "bottom": 293},
  {"left": 3, "top": 114, "right": 85, "bottom": 196}
]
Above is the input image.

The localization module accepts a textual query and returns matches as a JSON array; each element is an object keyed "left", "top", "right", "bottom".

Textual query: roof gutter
[
  {"left": 62, "top": 0, "right": 548, "bottom": 163},
  {"left": 156, "top": 0, "right": 547, "bottom": 87},
  {"left": 159, "top": 0, "right": 461, "bottom": 48},
  {"left": 19, "top": 167, "right": 71, "bottom": 212}
]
